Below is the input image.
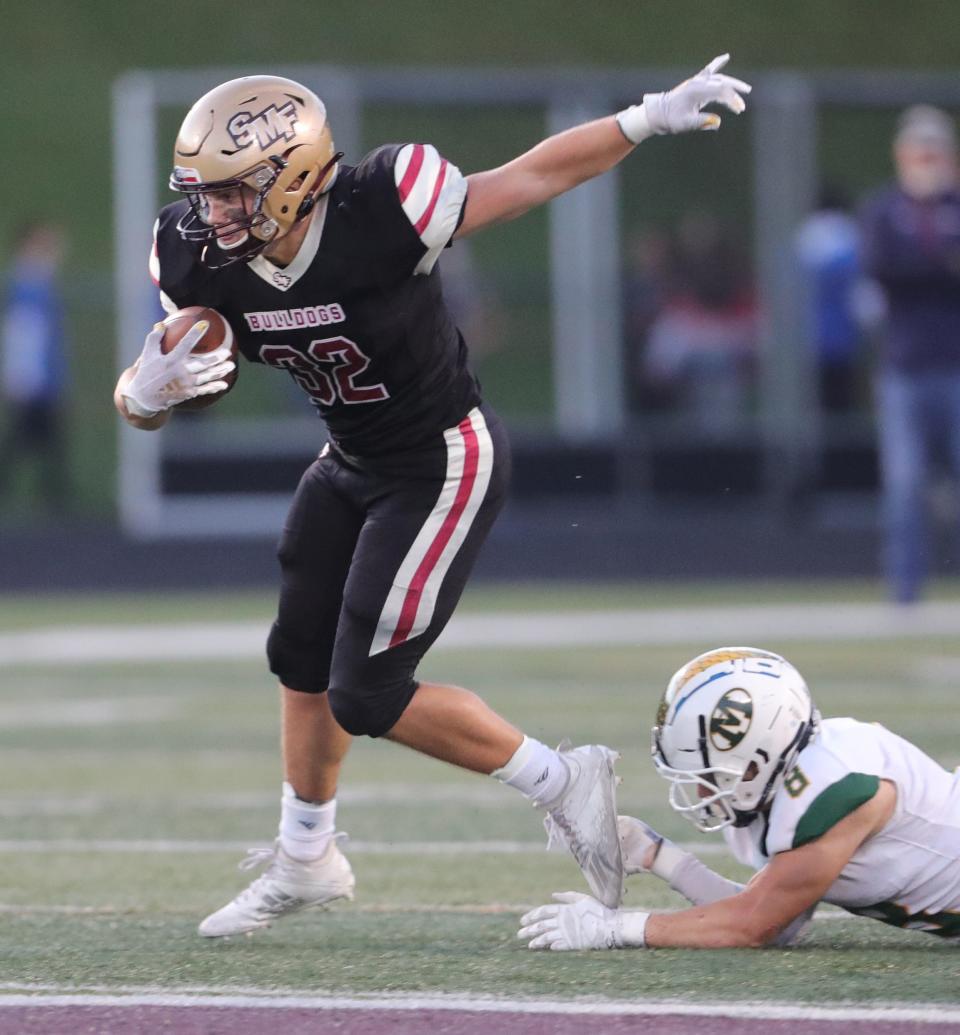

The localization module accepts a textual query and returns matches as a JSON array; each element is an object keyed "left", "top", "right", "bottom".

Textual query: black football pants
[{"left": 266, "top": 406, "right": 510, "bottom": 737}]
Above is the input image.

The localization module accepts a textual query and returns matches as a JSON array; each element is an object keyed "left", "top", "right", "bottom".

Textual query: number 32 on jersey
[{"left": 261, "top": 337, "right": 389, "bottom": 406}]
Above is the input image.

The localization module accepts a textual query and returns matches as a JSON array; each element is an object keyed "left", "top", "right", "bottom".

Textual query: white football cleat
[
  {"left": 542, "top": 744, "right": 625, "bottom": 909},
  {"left": 198, "top": 836, "right": 355, "bottom": 938}
]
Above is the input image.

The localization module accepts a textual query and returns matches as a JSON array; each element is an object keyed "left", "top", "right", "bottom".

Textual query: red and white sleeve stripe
[
  {"left": 394, "top": 143, "right": 467, "bottom": 275},
  {"left": 149, "top": 219, "right": 178, "bottom": 314}
]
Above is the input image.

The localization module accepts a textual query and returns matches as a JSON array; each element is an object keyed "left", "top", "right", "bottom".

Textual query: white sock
[
  {"left": 492, "top": 736, "right": 569, "bottom": 807},
  {"left": 278, "top": 781, "right": 336, "bottom": 862}
]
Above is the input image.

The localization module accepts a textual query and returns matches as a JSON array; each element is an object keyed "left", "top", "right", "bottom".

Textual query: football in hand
[{"left": 160, "top": 305, "right": 238, "bottom": 410}]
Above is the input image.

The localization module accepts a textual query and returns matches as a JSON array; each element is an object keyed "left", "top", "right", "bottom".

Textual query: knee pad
[
  {"left": 327, "top": 676, "right": 418, "bottom": 738},
  {"left": 267, "top": 622, "right": 330, "bottom": 695}
]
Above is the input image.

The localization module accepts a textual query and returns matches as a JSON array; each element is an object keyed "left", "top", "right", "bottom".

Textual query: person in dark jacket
[{"left": 860, "top": 105, "right": 960, "bottom": 603}]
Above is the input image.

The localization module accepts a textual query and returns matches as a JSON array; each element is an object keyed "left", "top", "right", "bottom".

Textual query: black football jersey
[{"left": 151, "top": 143, "right": 482, "bottom": 458}]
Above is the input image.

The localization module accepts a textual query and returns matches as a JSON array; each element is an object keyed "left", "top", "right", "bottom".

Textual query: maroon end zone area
[{"left": 5, "top": 1005, "right": 957, "bottom": 1035}]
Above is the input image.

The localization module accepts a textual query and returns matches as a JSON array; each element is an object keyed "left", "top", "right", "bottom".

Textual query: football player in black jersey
[{"left": 114, "top": 58, "right": 751, "bottom": 938}]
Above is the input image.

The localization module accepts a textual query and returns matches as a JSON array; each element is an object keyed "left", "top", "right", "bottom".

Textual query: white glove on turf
[
  {"left": 122, "top": 320, "right": 236, "bottom": 418},
  {"left": 617, "top": 53, "right": 751, "bottom": 144},
  {"left": 518, "top": 891, "right": 649, "bottom": 951}
]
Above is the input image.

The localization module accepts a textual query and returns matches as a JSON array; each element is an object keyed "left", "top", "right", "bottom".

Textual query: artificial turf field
[{"left": 1, "top": 581, "right": 958, "bottom": 1016}]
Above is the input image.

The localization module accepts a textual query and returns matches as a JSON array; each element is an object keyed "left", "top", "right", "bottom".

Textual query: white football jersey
[{"left": 722, "top": 718, "right": 960, "bottom": 939}]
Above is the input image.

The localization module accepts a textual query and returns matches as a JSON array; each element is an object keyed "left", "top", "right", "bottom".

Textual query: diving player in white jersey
[{"left": 518, "top": 647, "right": 960, "bottom": 950}]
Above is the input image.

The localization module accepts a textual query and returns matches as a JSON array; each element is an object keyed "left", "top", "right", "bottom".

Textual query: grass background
[{"left": 1, "top": 580, "right": 959, "bottom": 1002}]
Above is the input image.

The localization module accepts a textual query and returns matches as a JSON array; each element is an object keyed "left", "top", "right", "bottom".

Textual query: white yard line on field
[
  {"left": 0, "top": 696, "right": 184, "bottom": 729},
  {"left": 3, "top": 600, "right": 960, "bottom": 666},
  {"left": 0, "top": 836, "right": 725, "bottom": 856},
  {"left": 0, "top": 784, "right": 515, "bottom": 816},
  {"left": 0, "top": 782, "right": 673, "bottom": 815},
  {"left": 0, "top": 900, "right": 854, "bottom": 919},
  {"left": 0, "top": 902, "right": 539, "bottom": 917},
  {"left": 0, "top": 987, "right": 953, "bottom": 1023}
]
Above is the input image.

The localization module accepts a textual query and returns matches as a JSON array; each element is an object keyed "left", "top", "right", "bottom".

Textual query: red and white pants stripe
[{"left": 370, "top": 407, "right": 494, "bottom": 655}]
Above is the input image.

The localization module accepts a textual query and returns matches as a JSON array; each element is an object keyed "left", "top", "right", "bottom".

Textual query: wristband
[
  {"left": 121, "top": 393, "right": 160, "bottom": 419},
  {"left": 614, "top": 909, "right": 649, "bottom": 948},
  {"left": 615, "top": 94, "right": 664, "bottom": 144},
  {"left": 667, "top": 852, "right": 746, "bottom": 908},
  {"left": 649, "top": 837, "right": 687, "bottom": 883}
]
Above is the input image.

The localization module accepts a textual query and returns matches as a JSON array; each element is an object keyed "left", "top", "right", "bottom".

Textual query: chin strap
[
  {"left": 744, "top": 712, "right": 818, "bottom": 824},
  {"left": 297, "top": 152, "right": 344, "bottom": 220},
  {"left": 200, "top": 236, "right": 270, "bottom": 270}
]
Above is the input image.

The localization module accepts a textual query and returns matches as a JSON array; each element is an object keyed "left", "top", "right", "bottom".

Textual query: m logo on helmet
[
  {"left": 709, "top": 688, "right": 753, "bottom": 751},
  {"left": 226, "top": 101, "right": 299, "bottom": 153}
]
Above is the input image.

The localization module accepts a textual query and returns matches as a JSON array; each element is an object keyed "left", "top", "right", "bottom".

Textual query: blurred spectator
[
  {"left": 0, "top": 221, "right": 70, "bottom": 513},
  {"left": 637, "top": 213, "right": 757, "bottom": 435},
  {"left": 623, "top": 228, "right": 671, "bottom": 408},
  {"left": 860, "top": 105, "right": 960, "bottom": 603},
  {"left": 795, "top": 186, "right": 866, "bottom": 412}
]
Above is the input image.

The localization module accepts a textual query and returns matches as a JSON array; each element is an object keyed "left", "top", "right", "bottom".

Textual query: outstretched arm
[
  {"left": 519, "top": 781, "right": 895, "bottom": 951},
  {"left": 647, "top": 780, "right": 894, "bottom": 948},
  {"left": 617, "top": 816, "right": 814, "bottom": 947},
  {"left": 456, "top": 54, "right": 750, "bottom": 238},
  {"left": 456, "top": 117, "right": 634, "bottom": 235}
]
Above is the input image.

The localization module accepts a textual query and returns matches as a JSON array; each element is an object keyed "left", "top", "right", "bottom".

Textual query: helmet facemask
[
  {"left": 652, "top": 718, "right": 746, "bottom": 831},
  {"left": 171, "top": 161, "right": 282, "bottom": 266}
]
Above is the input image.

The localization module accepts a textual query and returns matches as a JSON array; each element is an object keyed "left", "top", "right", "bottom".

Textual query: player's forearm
[
  {"left": 516, "top": 116, "right": 636, "bottom": 200},
  {"left": 623, "top": 820, "right": 745, "bottom": 908},
  {"left": 461, "top": 117, "right": 634, "bottom": 232},
  {"left": 667, "top": 852, "right": 745, "bottom": 907},
  {"left": 114, "top": 366, "right": 170, "bottom": 431},
  {"left": 644, "top": 894, "right": 779, "bottom": 949},
  {"left": 463, "top": 56, "right": 749, "bottom": 237}
]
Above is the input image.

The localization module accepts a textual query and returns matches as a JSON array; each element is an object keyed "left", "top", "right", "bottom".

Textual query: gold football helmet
[{"left": 169, "top": 75, "right": 341, "bottom": 266}]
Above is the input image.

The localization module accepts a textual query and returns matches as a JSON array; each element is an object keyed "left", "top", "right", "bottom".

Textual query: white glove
[
  {"left": 122, "top": 319, "right": 236, "bottom": 418},
  {"left": 617, "top": 54, "right": 751, "bottom": 143},
  {"left": 518, "top": 891, "right": 649, "bottom": 951}
]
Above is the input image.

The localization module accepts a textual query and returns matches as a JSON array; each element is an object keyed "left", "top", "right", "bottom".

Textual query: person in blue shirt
[
  {"left": 795, "top": 186, "right": 865, "bottom": 413},
  {"left": 859, "top": 106, "right": 960, "bottom": 604},
  {"left": 0, "top": 221, "right": 69, "bottom": 512}
]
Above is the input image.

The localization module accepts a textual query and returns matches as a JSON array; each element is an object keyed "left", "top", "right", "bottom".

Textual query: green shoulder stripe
[{"left": 792, "top": 772, "right": 880, "bottom": 849}]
